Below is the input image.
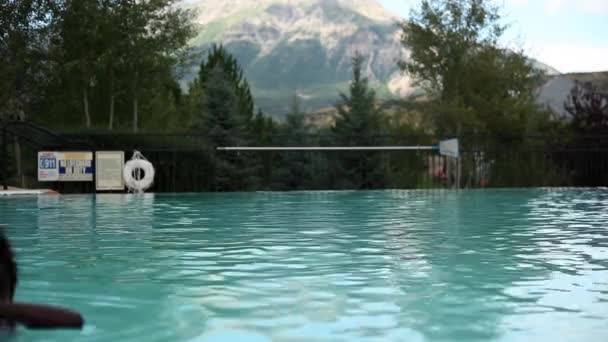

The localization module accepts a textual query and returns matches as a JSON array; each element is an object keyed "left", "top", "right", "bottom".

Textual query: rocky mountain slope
[
  {"left": 182, "top": 0, "right": 422, "bottom": 114},
  {"left": 537, "top": 72, "right": 608, "bottom": 117},
  {"left": 182, "top": 0, "right": 561, "bottom": 115}
]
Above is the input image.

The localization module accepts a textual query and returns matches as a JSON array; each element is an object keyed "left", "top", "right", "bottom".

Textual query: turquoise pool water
[{"left": 0, "top": 190, "right": 607, "bottom": 341}]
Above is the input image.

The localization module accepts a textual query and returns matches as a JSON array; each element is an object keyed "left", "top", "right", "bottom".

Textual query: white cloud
[
  {"left": 544, "top": 0, "right": 565, "bottom": 12},
  {"left": 504, "top": 0, "right": 529, "bottom": 6},
  {"left": 544, "top": 0, "right": 608, "bottom": 13},
  {"left": 503, "top": 0, "right": 608, "bottom": 13},
  {"left": 579, "top": 0, "right": 608, "bottom": 13},
  {"left": 531, "top": 43, "right": 608, "bottom": 73}
]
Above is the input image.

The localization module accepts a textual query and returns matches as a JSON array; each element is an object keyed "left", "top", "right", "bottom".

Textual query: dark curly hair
[{"left": 0, "top": 232, "right": 17, "bottom": 300}]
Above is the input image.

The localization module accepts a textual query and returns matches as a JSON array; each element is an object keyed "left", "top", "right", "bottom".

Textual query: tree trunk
[
  {"left": 13, "top": 137, "right": 22, "bottom": 188},
  {"left": 109, "top": 94, "right": 115, "bottom": 131},
  {"left": 83, "top": 88, "right": 91, "bottom": 128},
  {"left": 13, "top": 112, "right": 24, "bottom": 188},
  {"left": 132, "top": 96, "right": 138, "bottom": 133},
  {"left": 108, "top": 74, "right": 115, "bottom": 131},
  {"left": 132, "top": 71, "right": 139, "bottom": 133}
]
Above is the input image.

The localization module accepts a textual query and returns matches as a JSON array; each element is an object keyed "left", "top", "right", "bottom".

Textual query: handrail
[{"left": 1, "top": 121, "right": 96, "bottom": 190}]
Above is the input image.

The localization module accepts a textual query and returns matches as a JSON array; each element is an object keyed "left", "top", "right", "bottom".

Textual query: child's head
[{"left": 0, "top": 233, "right": 17, "bottom": 302}]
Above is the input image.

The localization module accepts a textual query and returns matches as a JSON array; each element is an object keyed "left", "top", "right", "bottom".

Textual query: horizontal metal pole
[{"left": 217, "top": 146, "right": 439, "bottom": 151}]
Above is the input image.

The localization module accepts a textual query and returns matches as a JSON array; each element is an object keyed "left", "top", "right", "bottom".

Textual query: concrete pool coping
[{"left": 0, "top": 187, "right": 59, "bottom": 196}]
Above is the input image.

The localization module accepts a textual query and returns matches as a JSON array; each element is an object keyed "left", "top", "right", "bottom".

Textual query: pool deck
[{"left": 0, "top": 186, "right": 59, "bottom": 196}]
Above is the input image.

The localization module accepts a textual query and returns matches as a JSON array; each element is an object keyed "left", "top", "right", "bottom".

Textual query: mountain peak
[
  {"left": 182, "top": 0, "right": 559, "bottom": 115},
  {"left": 184, "top": 0, "right": 396, "bottom": 25},
  {"left": 181, "top": 0, "right": 411, "bottom": 114}
]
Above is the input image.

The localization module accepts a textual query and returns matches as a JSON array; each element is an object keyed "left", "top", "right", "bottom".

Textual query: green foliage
[
  {"left": 2, "top": 0, "right": 604, "bottom": 191},
  {"left": 273, "top": 95, "right": 316, "bottom": 189},
  {"left": 58, "top": 0, "right": 102, "bottom": 125},
  {"left": 398, "top": 0, "right": 547, "bottom": 138},
  {"left": 285, "top": 95, "right": 309, "bottom": 139},
  {"left": 550, "top": 82, "right": 608, "bottom": 186},
  {"left": 188, "top": 46, "right": 265, "bottom": 190},
  {"left": 382, "top": 112, "right": 433, "bottom": 188},
  {"left": 334, "top": 54, "right": 383, "bottom": 145},
  {"left": 399, "top": 0, "right": 504, "bottom": 96},
  {"left": 250, "top": 109, "right": 281, "bottom": 189},
  {"left": 113, "top": 0, "right": 195, "bottom": 132},
  {"left": 201, "top": 66, "right": 252, "bottom": 190},
  {"left": 195, "top": 44, "right": 254, "bottom": 126},
  {"left": 0, "top": 0, "right": 60, "bottom": 121},
  {"left": 19, "top": 0, "right": 196, "bottom": 132},
  {"left": 332, "top": 54, "right": 386, "bottom": 189},
  {"left": 565, "top": 82, "right": 608, "bottom": 135},
  {"left": 199, "top": 66, "right": 241, "bottom": 146}
]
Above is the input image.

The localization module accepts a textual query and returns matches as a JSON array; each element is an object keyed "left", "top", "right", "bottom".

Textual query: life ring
[{"left": 123, "top": 158, "right": 155, "bottom": 192}]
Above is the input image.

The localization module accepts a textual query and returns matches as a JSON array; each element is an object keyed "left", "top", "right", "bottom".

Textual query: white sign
[
  {"left": 38, "top": 151, "right": 93, "bottom": 182},
  {"left": 439, "top": 139, "right": 460, "bottom": 158},
  {"left": 95, "top": 151, "right": 125, "bottom": 191},
  {"left": 38, "top": 151, "right": 60, "bottom": 181}
]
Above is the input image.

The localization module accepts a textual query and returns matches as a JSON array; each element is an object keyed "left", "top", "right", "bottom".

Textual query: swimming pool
[{"left": 1, "top": 189, "right": 607, "bottom": 341}]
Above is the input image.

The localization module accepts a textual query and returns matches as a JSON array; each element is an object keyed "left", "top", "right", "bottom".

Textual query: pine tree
[
  {"left": 276, "top": 94, "right": 314, "bottom": 189},
  {"left": 332, "top": 54, "right": 385, "bottom": 189},
  {"left": 200, "top": 66, "right": 240, "bottom": 146},
  {"left": 250, "top": 108, "right": 279, "bottom": 188},
  {"left": 190, "top": 46, "right": 262, "bottom": 190},
  {"left": 196, "top": 45, "right": 254, "bottom": 131},
  {"left": 200, "top": 66, "right": 256, "bottom": 190}
]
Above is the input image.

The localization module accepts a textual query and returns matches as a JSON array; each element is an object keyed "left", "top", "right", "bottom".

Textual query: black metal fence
[{"left": 2, "top": 129, "right": 608, "bottom": 192}]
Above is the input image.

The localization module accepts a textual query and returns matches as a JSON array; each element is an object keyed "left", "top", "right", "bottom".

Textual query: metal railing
[
  {"left": 2, "top": 128, "right": 607, "bottom": 192},
  {"left": 1, "top": 121, "right": 94, "bottom": 190}
]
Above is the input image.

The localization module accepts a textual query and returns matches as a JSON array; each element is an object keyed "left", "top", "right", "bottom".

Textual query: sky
[{"left": 378, "top": 0, "right": 608, "bottom": 73}]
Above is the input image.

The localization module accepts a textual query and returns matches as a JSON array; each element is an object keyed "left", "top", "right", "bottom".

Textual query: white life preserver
[{"left": 123, "top": 157, "right": 155, "bottom": 193}]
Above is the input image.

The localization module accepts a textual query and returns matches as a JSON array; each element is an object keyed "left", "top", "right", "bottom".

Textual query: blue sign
[
  {"left": 38, "top": 151, "right": 93, "bottom": 182},
  {"left": 39, "top": 157, "right": 57, "bottom": 170}
]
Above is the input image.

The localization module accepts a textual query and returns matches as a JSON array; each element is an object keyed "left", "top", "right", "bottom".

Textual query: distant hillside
[
  {"left": 182, "top": 0, "right": 413, "bottom": 115},
  {"left": 182, "top": 0, "right": 560, "bottom": 116},
  {"left": 302, "top": 71, "right": 608, "bottom": 129},
  {"left": 536, "top": 71, "right": 608, "bottom": 117},
  {"left": 303, "top": 98, "right": 425, "bottom": 129}
]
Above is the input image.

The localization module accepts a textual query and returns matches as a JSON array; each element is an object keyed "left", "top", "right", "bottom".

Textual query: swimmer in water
[{"left": 0, "top": 232, "right": 83, "bottom": 330}]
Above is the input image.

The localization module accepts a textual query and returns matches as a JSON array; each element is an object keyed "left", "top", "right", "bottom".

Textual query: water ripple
[{"left": 0, "top": 189, "right": 607, "bottom": 341}]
